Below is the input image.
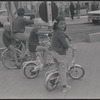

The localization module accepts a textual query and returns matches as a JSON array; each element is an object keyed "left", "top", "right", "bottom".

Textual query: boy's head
[
  {"left": 17, "top": 8, "right": 25, "bottom": 16},
  {"left": 4, "top": 22, "right": 11, "bottom": 31}
]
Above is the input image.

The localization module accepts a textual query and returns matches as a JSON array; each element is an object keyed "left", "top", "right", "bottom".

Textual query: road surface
[
  {"left": 0, "top": 16, "right": 100, "bottom": 99},
  {"left": 0, "top": 42, "right": 100, "bottom": 99}
]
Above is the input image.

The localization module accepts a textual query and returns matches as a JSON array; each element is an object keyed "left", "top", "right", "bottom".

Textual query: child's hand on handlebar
[{"left": 69, "top": 45, "right": 76, "bottom": 50}]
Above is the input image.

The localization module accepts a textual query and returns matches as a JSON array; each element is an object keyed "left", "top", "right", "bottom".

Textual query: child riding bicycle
[
  {"left": 2, "top": 22, "right": 20, "bottom": 68},
  {"left": 51, "top": 15, "right": 75, "bottom": 92},
  {"left": 12, "top": 8, "right": 34, "bottom": 59},
  {"left": 28, "top": 26, "right": 51, "bottom": 71}
]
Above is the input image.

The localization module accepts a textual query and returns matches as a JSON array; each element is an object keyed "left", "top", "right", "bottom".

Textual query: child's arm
[
  {"left": 4, "top": 31, "right": 11, "bottom": 38},
  {"left": 68, "top": 41, "right": 76, "bottom": 50},
  {"left": 64, "top": 33, "right": 72, "bottom": 42}
]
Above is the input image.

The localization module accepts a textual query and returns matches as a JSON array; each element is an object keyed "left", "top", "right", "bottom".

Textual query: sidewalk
[
  {"left": 35, "top": 15, "right": 89, "bottom": 26},
  {"left": 65, "top": 16, "right": 89, "bottom": 25}
]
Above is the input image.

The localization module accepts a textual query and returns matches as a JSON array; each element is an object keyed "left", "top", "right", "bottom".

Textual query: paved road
[
  {"left": 0, "top": 16, "right": 99, "bottom": 99},
  {"left": 0, "top": 42, "right": 100, "bottom": 99}
]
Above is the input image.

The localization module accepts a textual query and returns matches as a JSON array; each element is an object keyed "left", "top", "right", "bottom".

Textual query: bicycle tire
[
  {"left": 68, "top": 65, "right": 85, "bottom": 80},
  {"left": 23, "top": 63, "right": 40, "bottom": 79},
  {"left": 45, "top": 72, "right": 60, "bottom": 91},
  {"left": 1, "top": 49, "right": 22, "bottom": 69}
]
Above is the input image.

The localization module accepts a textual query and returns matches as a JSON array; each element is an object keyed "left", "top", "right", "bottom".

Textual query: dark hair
[
  {"left": 53, "top": 16, "right": 65, "bottom": 31},
  {"left": 17, "top": 8, "right": 25, "bottom": 16}
]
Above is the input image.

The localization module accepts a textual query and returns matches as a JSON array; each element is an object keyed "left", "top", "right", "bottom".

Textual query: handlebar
[
  {"left": 70, "top": 41, "right": 76, "bottom": 50},
  {"left": 70, "top": 41, "right": 76, "bottom": 58}
]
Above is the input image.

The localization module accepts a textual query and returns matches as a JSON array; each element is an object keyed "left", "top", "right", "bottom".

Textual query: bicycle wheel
[
  {"left": 68, "top": 65, "right": 85, "bottom": 80},
  {"left": 23, "top": 63, "right": 40, "bottom": 79},
  {"left": 1, "top": 49, "right": 22, "bottom": 69},
  {"left": 45, "top": 73, "right": 60, "bottom": 91}
]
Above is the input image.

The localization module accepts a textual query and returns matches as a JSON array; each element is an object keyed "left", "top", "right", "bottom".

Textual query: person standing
[
  {"left": 85, "top": 3, "right": 89, "bottom": 15},
  {"left": 69, "top": 2, "right": 75, "bottom": 20},
  {"left": 91, "top": 1, "right": 99, "bottom": 11},
  {"left": 76, "top": 1, "right": 80, "bottom": 19}
]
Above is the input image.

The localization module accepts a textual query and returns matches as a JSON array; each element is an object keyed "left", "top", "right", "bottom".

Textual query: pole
[{"left": 46, "top": 1, "right": 52, "bottom": 30}]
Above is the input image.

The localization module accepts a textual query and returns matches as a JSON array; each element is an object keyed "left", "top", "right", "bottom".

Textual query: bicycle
[
  {"left": 1, "top": 38, "right": 32, "bottom": 69},
  {"left": 23, "top": 33, "right": 54, "bottom": 79},
  {"left": 1, "top": 24, "right": 52, "bottom": 70},
  {"left": 44, "top": 41, "right": 85, "bottom": 91}
]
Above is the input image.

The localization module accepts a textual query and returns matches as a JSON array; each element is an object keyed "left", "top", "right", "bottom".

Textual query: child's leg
[
  {"left": 36, "top": 45, "right": 49, "bottom": 66},
  {"left": 28, "top": 45, "right": 37, "bottom": 61},
  {"left": 8, "top": 45, "right": 20, "bottom": 66},
  {"left": 15, "top": 33, "right": 29, "bottom": 58},
  {"left": 30, "top": 52, "right": 37, "bottom": 61},
  {"left": 24, "top": 33, "right": 30, "bottom": 50},
  {"left": 52, "top": 50, "right": 71, "bottom": 92}
]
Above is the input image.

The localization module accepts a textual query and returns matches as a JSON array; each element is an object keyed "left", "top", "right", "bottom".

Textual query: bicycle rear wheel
[
  {"left": 1, "top": 49, "right": 22, "bottom": 69},
  {"left": 68, "top": 65, "right": 85, "bottom": 80}
]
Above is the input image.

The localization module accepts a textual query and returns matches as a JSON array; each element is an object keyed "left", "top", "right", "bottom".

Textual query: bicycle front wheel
[
  {"left": 68, "top": 65, "right": 85, "bottom": 80},
  {"left": 45, "top": 73, "right": 59, "bottom": 91},
  {"left": 23, "top": 63, "right": 40, "bottom": 79},
  {"left": 1, "top": 49, "right": 22, "bottom": 69}
]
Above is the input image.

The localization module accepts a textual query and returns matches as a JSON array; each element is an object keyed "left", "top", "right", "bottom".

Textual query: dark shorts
[{"left": 28, "top": 44, "right": 37, "bottom": 52}]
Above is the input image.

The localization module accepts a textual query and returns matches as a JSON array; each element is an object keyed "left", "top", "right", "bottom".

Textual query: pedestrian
[
  {"left": 85, "top": 3, "right": 89, "bottom": 15},
  {"left": 12, "top": 8, "right": 34, "bottom": 58},
  {"left": 51, "top": 15, "right": 74, "bottom": 92},
  {"left": 76, "top": 1, "right": 80, "bottom": 19},
  {"left": 69, "top": 2, "right": 75, "bottom": 20},
  {"left": 2, "top": 22, "right": 20, "bottom": 68},
  {"left": 28, "top": 26, "right": 51, "bottom": 70},
  {"left": 91, "top": 1, "right": 99, "bottom": 11},
  {"left": 64, "top": 5, "right": 70, "bottom": 17}
]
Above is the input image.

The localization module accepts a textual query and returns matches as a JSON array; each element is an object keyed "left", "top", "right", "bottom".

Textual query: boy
[
  {"left": 12, "top": 8, "right": 34, "bottom": 58},
  {"left": 2, "top": 22, "right": 20, "bottom": 69},
  {"left": 28, "top": 26, "right": 50, "bottom": 70}
]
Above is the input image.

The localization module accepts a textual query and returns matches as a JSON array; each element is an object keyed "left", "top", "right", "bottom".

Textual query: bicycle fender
[
  {"left": 23, "top": 61, "right": 38, "bottom": 69},
  {"left": 1, "top": 48, "right": 8, "bottom": 59},
  {"left": 45, "top": 70, "right": 59, "bottom": 78},
  {"left": 71, "top": 64, "right": 82, "bottom": 68}
]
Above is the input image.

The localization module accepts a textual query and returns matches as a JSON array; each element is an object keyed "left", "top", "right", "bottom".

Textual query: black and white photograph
[{"left": 0, "top": 0, "right": 100, "bottom": 99}]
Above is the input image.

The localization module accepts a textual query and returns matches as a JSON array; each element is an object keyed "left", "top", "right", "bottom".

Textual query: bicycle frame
[
  {"left": 68, "top": 41, "right": 82, "bottom": 70},
  {"left": 45, "top": 41, "right": 81, "bottom": 77},
  {"left": 23, "top": 33, "right": 52, "bottom": 69}
]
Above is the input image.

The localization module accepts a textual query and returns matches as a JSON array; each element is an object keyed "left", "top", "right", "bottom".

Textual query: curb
[
  {"left": 65, "top": 16, "right": 88, "bottom": 20},
  {"left": 67, "top": 22, "right": 90, "bottom": 26},
  {"left": 65, "top": 16, "right": 89, "bottom": 25}
]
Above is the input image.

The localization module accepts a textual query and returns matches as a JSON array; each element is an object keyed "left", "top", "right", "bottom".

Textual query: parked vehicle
[
  {"left": 88, "top": 10, "right": 100, "bottom": 24},
  {"left": 0, "top": 9, "right": 8, "bottom": 27}
]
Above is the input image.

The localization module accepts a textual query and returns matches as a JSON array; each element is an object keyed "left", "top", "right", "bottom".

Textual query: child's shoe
[
  {"left": 62, "top": 85, "right": 71, "bottom": 92},
  {"left": 15, "top": 63, "right": 21, "bottom": 69}
]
